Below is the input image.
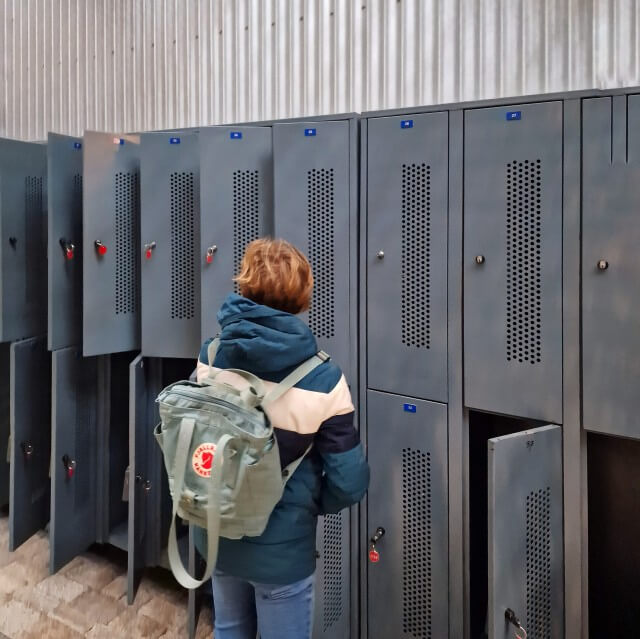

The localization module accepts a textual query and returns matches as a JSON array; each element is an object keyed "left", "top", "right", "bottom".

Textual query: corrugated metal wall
[{"left": 1, "top": 0, "right": 639, "bottom": 140}]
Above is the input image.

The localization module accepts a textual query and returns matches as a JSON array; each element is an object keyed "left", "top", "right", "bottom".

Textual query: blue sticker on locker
[
  {"left": 401, "top": 120, "right": 413, "bottom": 129},
  {"left": 73, "top": 142, "right": 82, "bottom": 150},
  {"left": 403, "top": 403, "right": 417, "bottom": 413},
  {"left": 304, "top": 128, "right": 316, "bottom": 137},
  {"left": 230, "top": 131, "right": 242, "bottom": 139},
  {"left": 113, "top": 137, "right": 124, "bottom": 145},
  {"left": 506, "top": 111, "right": 521, "bottom": 121},
  {"left": 169, "top": 137, "right": 181, "bottom": 144}
]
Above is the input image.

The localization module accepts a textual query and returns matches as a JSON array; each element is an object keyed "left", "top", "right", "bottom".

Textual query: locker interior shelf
[{"left": 587, "top": 433, "right": 640, "bottom": 638}]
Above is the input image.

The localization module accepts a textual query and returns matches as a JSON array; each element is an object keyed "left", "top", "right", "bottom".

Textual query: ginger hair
[{"left": 234, "top": 238, "right": 313, "bottom": 315}]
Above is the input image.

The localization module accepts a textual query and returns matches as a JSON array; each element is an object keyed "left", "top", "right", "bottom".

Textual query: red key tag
[
  {"left": 206, "top": 253, "right": 213, "bottom": 264},
  {"left": 66, "top": 247, "right": 74, "bottom": 260},
  {"left": 369, "top": 548, "right": 380, "bottom": 563},
  {"left": 145, "top": 248, "right": 152, "bottom": 260}
]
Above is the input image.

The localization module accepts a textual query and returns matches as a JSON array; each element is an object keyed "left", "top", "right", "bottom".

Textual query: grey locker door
[
  {"left": 9, "top": 337, "right": 51, "bottom": 550},
  {"left": 0, "top": 343, "right": 9, "bottom": 507},
  {"left": 582, "top": 96, "right": 640, "bottom": 438},
  {"left": 273, "top": 121, "right": 353, "bottom": 381},
  {"left": 464, "top": 102, "right": 563, "bottom": 423},
  {"left": 0, "top": 139, "right": 47, "bottom": 343},
  {"left": 50, "top": 347, "right": 99, "bottom": 573},
  {"left": 128, "top": 355, "right": 164, "bottom": 603},
  {"left": 83, "top": 131, "right": 141, "bottom": 356},
  {"left": 313, "top": 511, "right": 351, "bottom": 639},
  {"left": 366, "top": 113, "right": 448, "bottom": 402},
  {"left": 47, "top": 133, "right": 83, "bottom": 351},
  {"left": 199, "top": 126, "right": 274, "bottom": 342},
  {"left": 141, "top": 132, "right": 201, "bottom": 359},
  {"left": 366, "top": 390, "right": 449, "bottom": 639},
  {"left": 488, "top": 425, "right": 563, "bottom": 639}
]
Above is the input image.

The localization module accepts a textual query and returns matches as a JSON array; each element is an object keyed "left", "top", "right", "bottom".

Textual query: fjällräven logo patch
[{"left": 192, "top": 443, "right": 217, "bottom": 478}]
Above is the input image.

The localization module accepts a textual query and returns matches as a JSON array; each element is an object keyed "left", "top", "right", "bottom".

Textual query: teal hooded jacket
[{"left": 194, "top": 294, "right": 369, "bottom": 584}]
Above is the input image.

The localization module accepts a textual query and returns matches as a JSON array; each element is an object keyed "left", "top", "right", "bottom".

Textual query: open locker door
[
  {"left": 488, "top": 424, "right": 563, "bottom": 639},
  {"left": 0, "top": 343, "right": 9, "bottom": 507},
  {"left": 50, "top": 347, "right": 99, "bottom": 572},
  {"left": 128, "top": 355, "right": 162, "bottom": 603},
  {"left": 9, "top": 337, "right": 51, "bottom": 550}
]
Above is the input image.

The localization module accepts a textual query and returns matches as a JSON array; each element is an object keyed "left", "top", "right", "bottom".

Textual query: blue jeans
[{"left": 212, "top": 570, "right": 315, "bottom": 639}]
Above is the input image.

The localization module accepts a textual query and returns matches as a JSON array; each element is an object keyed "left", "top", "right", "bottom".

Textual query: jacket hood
[{"left": 214, "top": 293, "right": 318, "bottom": 374}]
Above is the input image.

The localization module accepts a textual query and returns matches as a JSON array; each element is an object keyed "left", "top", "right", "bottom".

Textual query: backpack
[{"left": 154, "top": 339, "right": 329, "bottom": 589}]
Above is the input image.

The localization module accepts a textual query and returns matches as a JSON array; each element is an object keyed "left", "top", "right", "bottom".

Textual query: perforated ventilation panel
[
  {"left": 322, "top": 513, "right": 343, "bottom": 631},
  {"left": 506, "top": 160, "right": 542, "bottom": 364},
  {"left": 401, "top": 163, "right": 431, "bottom": 349},
  {"left": 73, "top": 174, "right": 83, "bottom": 208},
  {"left": 233, "top": 170, "right": 260, "bottom": 288},
  {"left": 114, "top": 172, "right": 139, "bottom": 315},
  {"left": 307, "top": 168, "right": 335, "bottom": 338},
  {"left": 25, "top": 177, "right": 43, "bottom": 301},
  {"left": 170, "top": 172, "right": 195, "bottom": 320},
  {"left": 402, "top": 448, "right": 432, "bottom": 638},
  {"left": 526, "top": 487, "right": 552, "bottom": 639}
]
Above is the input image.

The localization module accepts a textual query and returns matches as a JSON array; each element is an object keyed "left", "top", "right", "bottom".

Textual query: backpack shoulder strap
[{"left": 262, "top": 351, "right": 330, "bottom": 407}]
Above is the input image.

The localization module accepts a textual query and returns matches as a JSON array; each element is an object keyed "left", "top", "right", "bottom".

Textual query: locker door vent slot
[
  {"left": 25, "top": 176, "right": 44, "bottom": 302},
  {"left": 114, "top": 172, "right": 139, "bottom": 315},
  {"left": 233, "top": 169, "right": 260, "bottom": 292},
  {"left": 506, "top": 160, "right": 542, "bottom": 364},
  {"left": 73, "top": 174, "right": 83, "bottom": 204},
  {"left": 170, "top": 172, "right": 195, "bottom": 320},
  {"left": 401, "top": 163, "right": 431, "bottom": 349},
  {"left": 322, "top": 512, "right": 343, "bottom": 631},
  {"left": 402, "top": 448, "right": 432, "bottom": 638},
  {"left": 307, "top": 168, "right": 335, "bottom": 339},
  {"left": 526, "top": 486, "right": 551, "bottom": 639}
]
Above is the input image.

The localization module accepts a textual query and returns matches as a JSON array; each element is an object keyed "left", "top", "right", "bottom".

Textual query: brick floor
[{"left": 0, "top": 515, "right": 213, "bottom": 638}]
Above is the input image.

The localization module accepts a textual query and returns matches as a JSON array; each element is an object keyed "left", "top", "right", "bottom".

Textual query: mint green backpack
[{"left": 154, "top": 340, "right": 328, "bottom": 589}]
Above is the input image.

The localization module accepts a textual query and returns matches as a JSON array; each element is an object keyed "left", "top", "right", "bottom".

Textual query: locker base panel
[{"left": 588, "top": 433, "right": 640, "bottom": 638}]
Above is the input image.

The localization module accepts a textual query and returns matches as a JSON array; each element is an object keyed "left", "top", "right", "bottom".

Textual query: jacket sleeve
[{"left": 315, "top": 411, "right": 370, "bottom": 514}]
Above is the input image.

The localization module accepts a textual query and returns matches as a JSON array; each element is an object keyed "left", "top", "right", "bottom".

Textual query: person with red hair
[{"left": 195, "top": 238, "right": 369, "bottom": 639}]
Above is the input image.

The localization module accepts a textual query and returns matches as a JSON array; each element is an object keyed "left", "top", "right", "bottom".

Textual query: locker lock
[
  {"left": 60, "top": 238, "right": 75, "bottom": 260},
  {"left": 206, "top": 245, "right": 218, "bottom": 264},
  {"left": 597, "top": 259, "right": 609, "bottom": 271},
  {"left": 368, "top": 526, "right": 385, "bottom": 563},
  {"left": 62, "top": 454, "right": 76, "bottom": 479},
  {"left": 475, "top": 255, "right": 486, "bottom": 265},
  {"left": 376, "top": 250, "right": 385, "bottom": 260},
  {"left": 144, "top": 241, "right": 157, "bottom": 259},
  {"left": 143, "top": 480, "right": 152, "bottom": 493},
  {"left": 8, "top": 237, "right": 17, "bottom": 249},
  {"left": 94, "top": 240, "right": 107, "bottom": 256},
  {"left": 20, "top": 442, "right": 34, "bottom": 461}
]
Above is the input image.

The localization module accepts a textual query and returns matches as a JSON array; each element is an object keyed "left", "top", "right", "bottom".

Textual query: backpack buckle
[{"left": 317, "top": 351, "right": 330, "bottom": 362}]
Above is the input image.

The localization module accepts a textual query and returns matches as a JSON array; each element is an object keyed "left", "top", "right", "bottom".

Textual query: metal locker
[
  {"left": 366, "top": 390, "right": 449, "bottom": 639},
  {"left": 199, "top": 126, "right": 274, "bottom": 342},
  {"left": 488, "top": 425, "right": 563, "bottom": 639},
  {"left": 0, "top": 343, "right": 9, "bottom": 507},
  {"left": 366, "top": 113, "right": 449, "bottom": 402},
  {"left": 0, "top": 138, "right": 47, "bottom": 343},
  {"left": 47, "top": 133, "right": 83, "bottom": 351},
  {"left": 464, "top": 103, "right": 563, "bottom": 422},
  {"left": 582, "top": 95, "right": 640, "bottom": 438},
  {"left": 141, "top": 132, "right": 201, "bottom": 359},
  {"left": 83, "top": 131, "right": 141, "bottom": 356},
  {"left": 50, "top": 347, "right": 99, "bottom": 573},
  {"left": 272, "top": 120, "right": 355, "bottom": 382},
  {"left": 313, "top": 511, "right": 351, "bottom": 639},
  {"left": 128, "top": 355, "right": 164, "bottom": 602},
  {"left": 9, "top": 337, "right": 51, "bottom": 550}
]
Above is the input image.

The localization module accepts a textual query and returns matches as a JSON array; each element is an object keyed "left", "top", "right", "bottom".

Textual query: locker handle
[
  {"left": 20, "top": 442, "right": 33, "bottom": 460},
  {"left": 206, "top": 245, "right": 218, "bottom": 264},
  {"left": 475, "top": 255, "right": 485, "bottom": 265},
  {"left": 95, "top": 240, "right": 107, "bottom": 256},
  {"left": 597, "top": 259, "right": 609, "bottom": 271},
  {"left": 144, "top": 241, "right": 157, "bottom": 259},
  {"left": 8, "top": 237, "right": 17, "bottom": 249},
  {"left": 369, "top": 527, "right": 385, "bottom": 544},
  {"left": 62, "top": 454, "right": 76, "bottom": 479},
  {"left": 60, "top": 238, "right": 75, "bottom": 260},
  {"left": 376, "top": 250, "right": 385, "bottom": 260}
]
